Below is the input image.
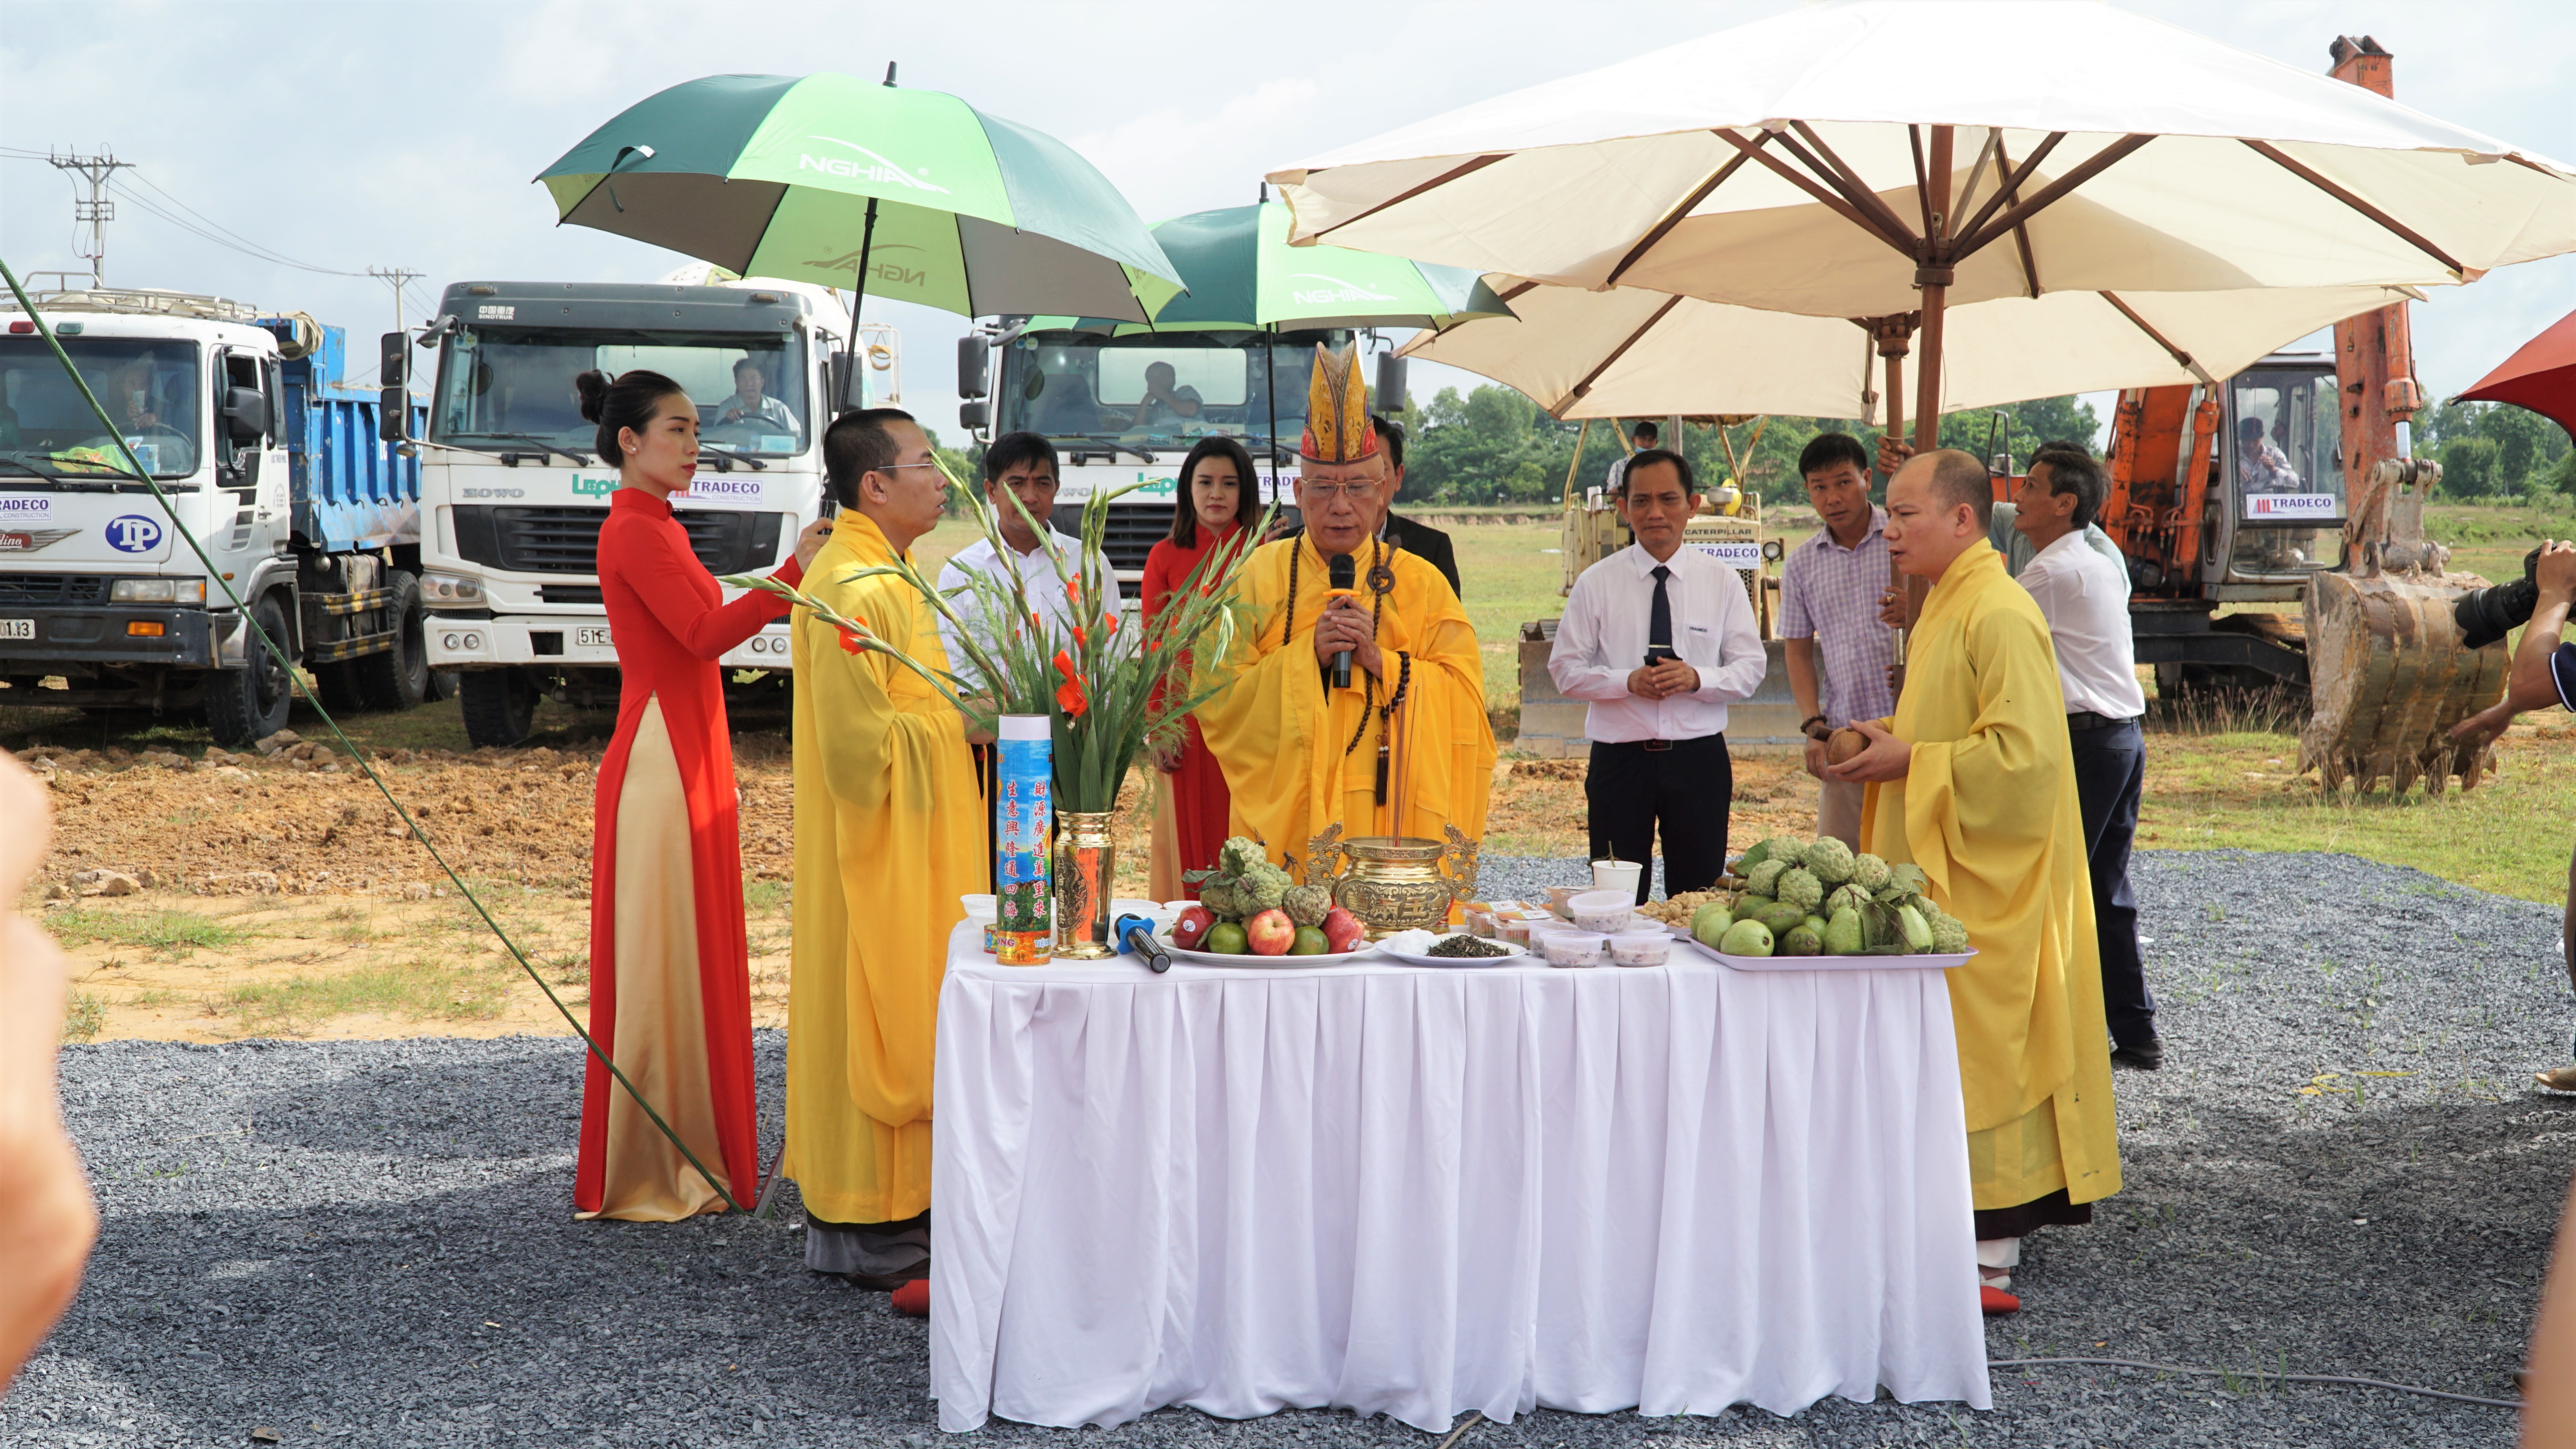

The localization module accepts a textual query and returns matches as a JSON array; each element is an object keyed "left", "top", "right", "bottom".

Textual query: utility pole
[
  {"left": 50, "top": 150, "right": 134, "bottom": 286},
  {"left": 368, "top": 266, "right": 424, "bottom": 386}
]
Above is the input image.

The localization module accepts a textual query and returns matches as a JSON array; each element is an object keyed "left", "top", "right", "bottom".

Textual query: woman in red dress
[
  {"left": 1143, "top": 436, "right": 1258, "bottom": 900},
  {"left": 571, "top": 367, "right": 828, "bottom": 1221}
]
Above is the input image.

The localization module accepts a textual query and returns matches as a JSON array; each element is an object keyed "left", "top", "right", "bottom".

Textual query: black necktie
[{"left": 1647, "top": 564, "right": 1673, "bottom": 657}]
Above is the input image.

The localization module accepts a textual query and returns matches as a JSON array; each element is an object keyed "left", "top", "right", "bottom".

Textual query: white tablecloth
[{"left": 927, "top": 926, "right": 1988, "bottom": 1433}]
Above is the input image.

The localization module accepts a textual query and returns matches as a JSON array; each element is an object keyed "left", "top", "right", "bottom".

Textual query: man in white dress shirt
[
  {"left": 2012, "top": 444, "right": 2160, "bottom": 1070},
  {"left": 1549, "top": 450, "right": 1766, "bottom": 903},
  {"left": 935, "top": 430, "right": 1126, "bottom": 689}
]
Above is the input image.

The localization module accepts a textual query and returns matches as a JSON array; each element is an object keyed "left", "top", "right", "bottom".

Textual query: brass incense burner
[{"left": 1305, "top": 825, "right": 1481, "bottom": 939}]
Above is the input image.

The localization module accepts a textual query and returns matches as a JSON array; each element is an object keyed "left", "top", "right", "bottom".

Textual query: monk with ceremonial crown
[
  {"left": 1196, "top": 345, "right": 1495, "bottom": 883},
  {"left": 1828, "top": 447, "right": 2121, "bottom": 1317}
]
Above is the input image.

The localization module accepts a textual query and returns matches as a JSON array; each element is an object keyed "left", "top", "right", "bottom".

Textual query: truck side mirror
[
  {"left": 960, "top": 400, "right": 989, "bottom": 432},
  {"left": 379, "top": 388, "right": 408, "bottom": 443},
  {"left": 957, "top": 337, "right": 989, "bottom": 400},
  {"left": 379, "top": 332, "right": 407, "bottom": 390},
  {"left": 222, "top": 387, "right": 269, "bottom": 446},
  {"left": 1374, "top": 353, "right": 1407, "bottom": 414}
]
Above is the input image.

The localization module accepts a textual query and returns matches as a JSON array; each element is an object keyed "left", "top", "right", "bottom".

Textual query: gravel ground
[{"left": 8, "top": 848, "right": 2568, "bottom": 1448}]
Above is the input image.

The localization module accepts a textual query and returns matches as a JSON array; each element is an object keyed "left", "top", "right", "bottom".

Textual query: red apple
[
  {"left": 1171, "top": 905, "right": 1214, "bottom": 950},
  {"left": 1321, "top": 908, "right": 1365, "bottom": 954},
  {"left": 1244, "top": 909, "right": 1296, "bottom": 956}
]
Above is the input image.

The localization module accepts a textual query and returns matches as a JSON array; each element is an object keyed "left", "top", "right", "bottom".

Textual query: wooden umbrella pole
[{"left": 1890, "top": 124, "right": 1957, "bottom": 698}]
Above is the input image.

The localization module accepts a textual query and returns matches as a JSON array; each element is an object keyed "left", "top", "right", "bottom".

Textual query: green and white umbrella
[
  {"left": 1026, "top": 200, "right": 1515, "bottom": 336},
  {"left": 537, "top": 71, "right": 1179, "bottom": 320}
]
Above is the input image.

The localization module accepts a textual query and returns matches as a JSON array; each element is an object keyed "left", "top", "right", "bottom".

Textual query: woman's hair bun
[{"left": 574, "top": 370, "right": 611, "bottom": 424}]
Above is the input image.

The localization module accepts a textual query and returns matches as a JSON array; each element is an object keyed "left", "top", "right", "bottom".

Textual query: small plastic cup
[
  {"left": 1608, "top": 929, "right": 1671, "bottom": 967},
  {"left": 1541, "top": 930, "right": 1607, "bottom": 968},
  {"left": 1591, "top": 858, "right": 1644, "bottom": 898},
  {"left": 1567, "top": 889, "right": 1634, "bottom": 933}
]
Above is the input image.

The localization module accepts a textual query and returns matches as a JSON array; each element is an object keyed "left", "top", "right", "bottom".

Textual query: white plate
[
  {"left": 1376, "top": 935, "right": 1530, "bottom": 968},
  {"left": 1162, "top": 942, "right": 1376, "bottom": 968},
  {"left": 1686, "top": 938, "right": 1974, "bottom": 972}
]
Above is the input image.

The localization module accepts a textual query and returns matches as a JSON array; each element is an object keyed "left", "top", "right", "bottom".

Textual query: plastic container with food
[
  {"left": 1607, "top": 929, "right": 1671, "bottom": 967},
  {"left": 1567, "top": 889, "right": 1635, "bottom": 934},
  {"left": 1541, "top": 930, "right": 1607, "bottom": 968}
]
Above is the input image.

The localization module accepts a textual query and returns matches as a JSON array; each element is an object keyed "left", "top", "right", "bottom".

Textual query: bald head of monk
[{"left": 1884, "top": 447, "right": 1993, "bottom": 582}]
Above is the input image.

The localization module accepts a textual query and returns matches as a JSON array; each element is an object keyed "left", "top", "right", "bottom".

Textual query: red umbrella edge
[{"left": 2458, "top": 306, "right": 2576, "bottom": 438}]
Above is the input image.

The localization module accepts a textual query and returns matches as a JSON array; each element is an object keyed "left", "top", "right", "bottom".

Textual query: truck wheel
[
  {"left": 313, "top": 660, "right": 366, "bottom": 715},
  {"left": 458, "top": 668, "right": 538, "bottom": 749},
  {"left": 205, "top": 595, "right": 297, "bottom": 747},
  {"left": 358, "top": 573, "right": 429, "bottom": 711}
]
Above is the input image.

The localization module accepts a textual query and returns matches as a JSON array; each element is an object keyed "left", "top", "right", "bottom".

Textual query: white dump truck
[
  {"left": 404, "top": 276, "right": 871, "bottom": 746},
  {"left": 0, "top": 286, "right": 427, "bottom": 745}
]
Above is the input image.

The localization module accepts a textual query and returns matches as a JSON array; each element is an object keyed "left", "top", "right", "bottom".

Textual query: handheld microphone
[
  {"left": 1327, "top": 552, "right": 1356, "bottom": 688},
  {"left": 1114, "top": 913, "right": 1171, "bottom": 973}
]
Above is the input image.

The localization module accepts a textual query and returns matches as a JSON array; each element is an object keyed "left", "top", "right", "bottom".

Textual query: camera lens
[{"left": 2455, "top": 547, "right": 2545, "bottom": 652}]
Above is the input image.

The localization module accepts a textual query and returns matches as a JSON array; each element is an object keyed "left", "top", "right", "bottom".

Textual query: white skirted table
[{"left": 927, "top": 925, "right": 1989, "bottom": 1433}]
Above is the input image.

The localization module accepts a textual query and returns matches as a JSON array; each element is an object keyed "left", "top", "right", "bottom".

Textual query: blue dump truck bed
[{"left": 260, "top": 318, "right": 425, "bottom": 554}]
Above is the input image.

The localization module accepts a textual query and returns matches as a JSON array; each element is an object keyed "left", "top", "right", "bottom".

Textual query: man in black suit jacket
[
  {"left": 1264, "top": 415, "right": 1464, "bottom": 599},
  {"left": 1371, "top": 415, "right": 1461, "bottom": 599}
]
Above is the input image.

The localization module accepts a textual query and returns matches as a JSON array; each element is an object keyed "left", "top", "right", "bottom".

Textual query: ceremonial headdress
[{"left": 1297, "top": 343, "right": 1378, "bottom": 464}]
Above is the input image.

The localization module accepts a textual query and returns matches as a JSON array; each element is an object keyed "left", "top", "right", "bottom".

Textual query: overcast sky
[{"left": 6, "top": 0, "right": 2572, "bottom": 440}]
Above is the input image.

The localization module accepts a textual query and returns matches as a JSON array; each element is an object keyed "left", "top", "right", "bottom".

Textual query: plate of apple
[{"left": 1166, "top": 837, "right": 1376, "bottom": 966}]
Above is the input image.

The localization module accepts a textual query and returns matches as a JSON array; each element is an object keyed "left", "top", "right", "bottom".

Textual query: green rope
[{"left": 0, "top": 256, "right": 745, "bottom": 1213}]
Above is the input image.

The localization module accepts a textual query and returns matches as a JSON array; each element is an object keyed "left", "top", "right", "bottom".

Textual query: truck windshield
[
  {"left": 0, "top": 336, "right": 202, "bottom": 482},
  {"left": 995, "top": 329, "right": 1347, "bottom": 453},
  {"left": 431, "top": 327, "right": 809, "bottom": 457}
]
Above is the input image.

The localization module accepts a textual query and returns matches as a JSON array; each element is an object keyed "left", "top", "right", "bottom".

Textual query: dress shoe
[
  {"left": 1980, "top": 1285, "right": 2021, "bottom": 1316},
  {"left": 2535, "top": 1065, "right": 2576, "bottom": 1093},
  {"left": 2110, "top": 1039, "right": 2163, "bottom": 1071},
  {"left": 891, "top": 1279, "right": 930, "bottom": 1317}
]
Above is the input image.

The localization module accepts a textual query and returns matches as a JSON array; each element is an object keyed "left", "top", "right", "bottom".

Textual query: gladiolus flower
[
  {"left": 1072, "top": 624, "right": 1089, "bottom": 649},
  {"left": 837, "top": 628, "right": 864, "bottom": 656},
  {"left": 1052, "top": 649, "right": 1088, "bottom": 718}
]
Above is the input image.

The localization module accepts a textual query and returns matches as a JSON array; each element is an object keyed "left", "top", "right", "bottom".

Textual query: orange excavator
[{"left": 2093, "top": 35, "right": 2505, "bottom": 794}]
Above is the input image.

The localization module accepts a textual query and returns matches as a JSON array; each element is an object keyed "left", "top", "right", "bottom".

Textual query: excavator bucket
[
  {"left": 2298, "top": 460, "right": 2508, "bottom": 794},
  {"left": 2300, "top": 570, "right": 2507, "bottom": 794}
]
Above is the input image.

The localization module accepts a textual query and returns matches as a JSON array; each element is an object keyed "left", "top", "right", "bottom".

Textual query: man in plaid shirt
[{"left": 1779, "top": 432, "right": 1896, "bottom": 846}]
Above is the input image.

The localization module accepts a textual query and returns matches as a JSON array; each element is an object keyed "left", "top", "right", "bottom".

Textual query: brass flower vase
[{"left": 1052, "top": 809, "right": 1118, "bottom": 959}]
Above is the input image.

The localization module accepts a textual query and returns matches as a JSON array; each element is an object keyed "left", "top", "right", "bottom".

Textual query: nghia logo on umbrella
[
  {"left": 797, "top": 137, "right": 951, "bottom": 192},
  {"left": 1287, "top": 273, "right": 1400, "bottom": 306}
]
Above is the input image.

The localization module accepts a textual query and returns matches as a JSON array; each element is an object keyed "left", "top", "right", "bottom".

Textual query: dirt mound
[{"left": 19, "top": 735, "right": 801, "bottom": 900}]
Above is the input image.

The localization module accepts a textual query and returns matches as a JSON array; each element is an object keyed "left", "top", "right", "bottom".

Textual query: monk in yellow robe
[
  {"left": 1829, "top": 447, "right": 2120, "bottom": 1315},
  {"left": 783, "top": 408, "right": 988, "bottom": 1310},
  {"left": 1197, "top": 346, "right": 1494, "bottom": 876}
]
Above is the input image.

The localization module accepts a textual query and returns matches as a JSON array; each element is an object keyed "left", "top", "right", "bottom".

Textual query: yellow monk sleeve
[{"left": 1374, "top": 564, "right": 1496, "bottom": 846}]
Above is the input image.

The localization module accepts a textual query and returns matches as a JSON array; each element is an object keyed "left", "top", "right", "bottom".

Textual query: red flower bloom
[
  {"left": 1053, "top": 648, "right": 1088, "bottom": 718},
  {"left": 837, "top": 627, "right": 864, "bottom": 656},
  {"left": 1072, "top": 624, "right": 1089, "bottom": 650}
]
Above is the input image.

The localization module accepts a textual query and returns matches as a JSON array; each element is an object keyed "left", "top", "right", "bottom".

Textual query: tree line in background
[
  {"left": 1392, "top": 384, "right": 2576, "bottom": 508},
  {"left": 1391, "top": 386, "right": 2100, "bottom": 508},
  {"left": 2416, "top": 400, "right": 2576, "bottom": 500}
]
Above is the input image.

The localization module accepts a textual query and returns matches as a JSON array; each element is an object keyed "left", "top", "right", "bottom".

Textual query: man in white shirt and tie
[
  {"left": 1549, "top": 449, "right": 1766, "bottom": 903},
  {"left": 2012, "top": 443, "right": 2160, "bottom": 1071}
]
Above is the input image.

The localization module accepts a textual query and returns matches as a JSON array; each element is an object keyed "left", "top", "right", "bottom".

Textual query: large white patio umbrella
[
  {"left": 1400, "top": 277, "right": 2424, "bottom": 421},
  {"left": 1270, "top": 0, "right": 2576, "bottom": 449}
]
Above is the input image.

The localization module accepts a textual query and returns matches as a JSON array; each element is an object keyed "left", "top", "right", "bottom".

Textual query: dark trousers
[
  {"left": 1586, "top": 734, "right": 1732, "bottom": 903},
  {"left": 2069, "top": 718, "right": 2154, "bottom": 1046}
]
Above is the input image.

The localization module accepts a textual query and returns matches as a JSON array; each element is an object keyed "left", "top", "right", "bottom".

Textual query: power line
[{"left": 1, "top": 146, "right": 363, "bottom": 279}]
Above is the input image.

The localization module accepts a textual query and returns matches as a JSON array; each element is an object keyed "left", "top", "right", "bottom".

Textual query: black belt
[
  {"left": 2067, "top": 710, "right": 2138, "bottom": 732},
  {"left": 1600, "top": 734, "right": 1720, "bottom": 753}
]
